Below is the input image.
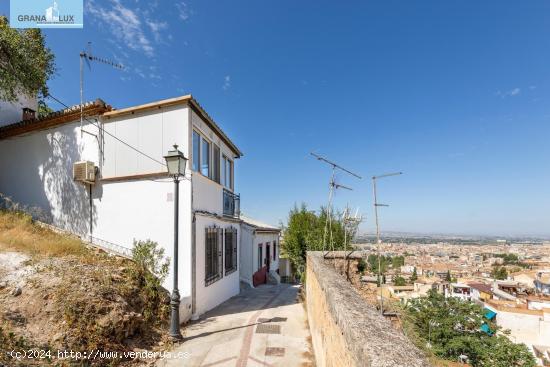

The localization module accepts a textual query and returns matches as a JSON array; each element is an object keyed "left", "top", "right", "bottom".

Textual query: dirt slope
[{"left": 0, "top": 211, "right": 172, "bottom": 366}]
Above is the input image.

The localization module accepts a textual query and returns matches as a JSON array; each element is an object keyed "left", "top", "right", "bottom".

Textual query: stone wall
[{"left": 306, "top": 251, "right": 430, "bottom": 367}]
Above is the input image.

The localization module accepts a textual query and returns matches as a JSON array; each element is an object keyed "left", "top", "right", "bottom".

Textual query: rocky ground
[{"left": 0, "top": 211, "right": 173, "bottom": 366}]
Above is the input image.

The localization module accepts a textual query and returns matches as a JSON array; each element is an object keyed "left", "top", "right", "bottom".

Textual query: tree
[
  {"left": 392, "top": 255, "right": 405, "bottom": 268},
  {"left": 0, "top": 16, "right": 55, "bottom": 102},
  {"left": 491, "top": 266, "right": 508, "bottom": 280},
  {"left": 281, "top": 203, "right": 349, "bottom": 280},
  {"left": 445, "top": 270, "right": 452, "bottom": 282},
  {"left": 357, "top": 258, "right": 367, "bottom": 273},
  {"left": 404, "top": 290, "right": 535, "bottom": 367},
  {"left": 410, "top": 267, "right": 418, "bottom": 282},
  {"left": 393, "top": 275, "right": 407, "bottom": 286}
]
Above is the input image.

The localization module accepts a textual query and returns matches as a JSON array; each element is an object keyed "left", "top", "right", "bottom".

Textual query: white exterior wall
[
  {"left": 190, "top": 109, "right": 237, "bottom": 215},
  {"left": 92, "top": 178, "right": 193, "bottom": 321},
  {"left": 194, "top": 214, "right": 240, "bottom": 315},
  {"left": 254, "top": 233, "right": 280, "bottom": 273},
  {"left": 240, "top": 223, "right": 255, "bottom": 287},
  {"left": 0, "top": 105, "right": 195, "bottom": 321},
  {"left": 0, "top": 100, "right": 245, "bottom": 322},
  {"left": 486, "top": 306, "right": 550, "bottom": 348},
  {"left": 102, "top": 105, "right": 189, "bottom": 177},
  {"left": 0, "top": 119, "right": 99, "bottom": 235}
]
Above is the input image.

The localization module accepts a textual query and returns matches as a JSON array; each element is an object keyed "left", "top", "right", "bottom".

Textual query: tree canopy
[
  {"left": 491, "top": 266, "right": 508, "bottom": 280},
  {"left": 404, "top": 290, "right": 535, "bottom": 367},
  {"left": 281, "top": 203, "right": 350, "bottom": 280},
  {"left": 0, "top": 16, "right": 55, "bottom": 102}
]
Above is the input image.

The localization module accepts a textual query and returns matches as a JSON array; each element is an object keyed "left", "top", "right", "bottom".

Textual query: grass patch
[{"left": 0, "top": 210, "right": 88, "bottom": 257}]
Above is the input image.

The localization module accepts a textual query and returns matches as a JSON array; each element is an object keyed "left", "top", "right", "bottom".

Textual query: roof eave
[{"left": 102, "top": 94, "right": 243, "bottom": 158}]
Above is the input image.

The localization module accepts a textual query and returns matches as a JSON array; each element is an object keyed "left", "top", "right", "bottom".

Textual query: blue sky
[{"left": 2, "top": 0, "right": 550, "bottom": 237}]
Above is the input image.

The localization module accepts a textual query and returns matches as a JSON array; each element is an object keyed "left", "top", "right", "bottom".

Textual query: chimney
[{"left": 22, "top": 107, "right": 36, "bottom": 121}]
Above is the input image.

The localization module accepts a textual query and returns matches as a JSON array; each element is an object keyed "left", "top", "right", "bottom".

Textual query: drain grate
[
  {"left": 258, "top": 317, "right": 287, "bottom": 323},
  {"left": 265, "top": 347, "right": 285, "bottom": 357},
  {"left": 256, "top": 324, "right": 281, "bottom": 334}
]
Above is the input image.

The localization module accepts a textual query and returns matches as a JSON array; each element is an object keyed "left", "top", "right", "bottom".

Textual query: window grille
[{"left": 205, "top": 226, "right": 223, "bottom": 286}]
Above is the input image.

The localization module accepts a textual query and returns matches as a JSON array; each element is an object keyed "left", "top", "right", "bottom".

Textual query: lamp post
[
  {"left": 372, "top": 171, "right": 402, "bottom": 315},
  {"left": 164, "top": 144, "right": 188, "bottom": 340}
]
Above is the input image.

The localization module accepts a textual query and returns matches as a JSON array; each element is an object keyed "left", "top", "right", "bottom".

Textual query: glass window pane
[
  {"left": 213, "top": 145, "right": 220, "bottom": 183},
  {"left": 227, "top": 159, "right": 233, "bottom": 189},
  {"left": 222, "top": 155, "right": 227, "bottom": 186},
  {"left": 192, "top": 131, "right": 200, "bottom": 171},
  {"left": 201, "top": 138, "right": 210, "bottom": 176}
]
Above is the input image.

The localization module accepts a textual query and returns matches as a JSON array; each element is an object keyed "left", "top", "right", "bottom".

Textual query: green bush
[
  {"left": 357, "top": 258, "right": 367, "bottom": 273},
  {"left": 131, "top": 239, "right": 170, "bottom": 323}
]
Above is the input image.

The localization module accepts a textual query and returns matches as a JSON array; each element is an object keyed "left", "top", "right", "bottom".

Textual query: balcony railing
[{"left": 223, "top": 189, "right": 240, "bottom": 218}]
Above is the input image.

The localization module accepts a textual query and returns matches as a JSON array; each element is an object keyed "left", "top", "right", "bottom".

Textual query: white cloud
[
  {"left": 508, "top": 87, "right": 520, "bottom": 96},
  {"left": 86, "top": 0, "right": 154, "bottom": 56},
  {"left": 176, "top": 1, "right": 191, "bottom": 21},
  {"left": 146, "top": 19, "right": 168, "bottom": 42},
  {"left": 222, "top": 75, "right": 231, "bottom": 90},
  {"left": 496, "top": 87, "right": 521, "bottom": 98}
]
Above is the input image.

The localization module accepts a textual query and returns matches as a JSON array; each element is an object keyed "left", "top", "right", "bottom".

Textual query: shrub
[
  {"left": 130, "top": 239, "right": 170, "bottom": 324},
  {"left": 357, "top": 258, "right": 367, "bottom": 273}
]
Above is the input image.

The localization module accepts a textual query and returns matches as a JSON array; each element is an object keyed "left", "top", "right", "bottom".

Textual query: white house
[
  {"left": 444, "top": 283, "right": 472, "bottom": 302},
  {"left": 484, "top": 298, "right": 550, "bottom": 364},
  {"left": 240, "top": 215, "right": 281, "bottom": 287},
  {"left": 0, "top": 95, "right": 250, "bottom": 322}
]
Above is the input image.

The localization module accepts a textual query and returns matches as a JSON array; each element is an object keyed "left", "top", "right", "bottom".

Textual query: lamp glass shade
[{"left": 164, "top": 147, "right": 188, "bottom": 177}]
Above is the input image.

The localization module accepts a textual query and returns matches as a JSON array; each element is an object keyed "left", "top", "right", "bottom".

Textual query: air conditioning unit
[{"left": 73, "top": 161, "right": 96, "bottom": 184}]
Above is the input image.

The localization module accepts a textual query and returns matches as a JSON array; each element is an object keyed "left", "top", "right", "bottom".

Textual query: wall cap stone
[{"left": 307, "top": 251, "right": 431, "bottom": 367}]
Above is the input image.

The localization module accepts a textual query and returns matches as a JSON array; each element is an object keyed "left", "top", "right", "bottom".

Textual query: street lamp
[
  {"left": 372, "top": 171, "right": 402, "bottom": 315},
  {"left": 164, "top": 144, "right": 188, "bottom": 340}
]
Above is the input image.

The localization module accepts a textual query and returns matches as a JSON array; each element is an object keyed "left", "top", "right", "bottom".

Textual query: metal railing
[
  {"left": 85, "top": 235, "right": 133, "bottom": 259},
  {"left": 223, "top": 189, "right": 240, "bottom": 218}
]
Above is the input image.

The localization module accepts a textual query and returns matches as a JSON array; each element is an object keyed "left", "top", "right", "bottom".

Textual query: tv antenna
[
  {"left": 372, "top": 171, "right": 403, "bottom": 315},
  {"left": 310, "top": 152, "right": 362, "bottom": 259},
  {"left": 79, "top": 42, "right": 124, "bottom": 136},
  {"left": 342, "top": 205, "right": 364, "bottom": 252}
]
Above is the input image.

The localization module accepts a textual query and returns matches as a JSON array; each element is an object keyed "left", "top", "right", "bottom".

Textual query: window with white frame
[
  {"left": 193, "top": 129, "right": 234, "bottom": 187},
  {"left": 213, "top": 144, "right": 221, "bottom": 183},
  {"left": 222, "top": 154, "right": 233, "bottom": 189},
  {"left": 205, "top": 226, "right": 223, "bottom": 286},
  {"left": 201, "top": 137, "right": 210, "bottom": 177},
  {"left": 224, "top": 227, "right": 237, "bottom": 275},
  {"left": 192, "top": 130, "right": 200, "bottom": 171}
]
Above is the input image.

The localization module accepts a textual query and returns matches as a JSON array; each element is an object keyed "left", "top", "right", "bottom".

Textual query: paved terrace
[{"left": 158, "top": 284, "right": 312, "bottom": 367}]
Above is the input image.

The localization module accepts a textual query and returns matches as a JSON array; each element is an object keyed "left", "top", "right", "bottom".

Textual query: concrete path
[{"left": 157, "top": 284, "right": 313, "bottom": 367}]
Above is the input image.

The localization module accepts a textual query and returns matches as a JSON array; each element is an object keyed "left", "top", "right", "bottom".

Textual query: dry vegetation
[
  {"left": 0, "top": 210, "right": 172, "bottom": 366},
  {"left": 0, "top": 210, "right": 87, "bottom": 257}
]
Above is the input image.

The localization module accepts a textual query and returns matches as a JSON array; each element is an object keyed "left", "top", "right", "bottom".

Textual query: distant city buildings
[{"left": 354, "top": 241, "right": 550, "bottom": 365}]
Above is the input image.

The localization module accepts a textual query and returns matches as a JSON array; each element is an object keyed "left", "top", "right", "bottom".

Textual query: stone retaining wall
[{"left": 306, "top": 251, "right": 430, "bottom": 367}]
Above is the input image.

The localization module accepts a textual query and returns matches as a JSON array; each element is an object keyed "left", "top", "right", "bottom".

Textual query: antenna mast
[
  {"left": 372, "top": 171, "right": 403, "bottom": 315},
  {"left": 310, "top": 152, "right": 362, "bottom": 259},
  {"left": 79, "top": 42, "right": 124, "bottom": 136}
]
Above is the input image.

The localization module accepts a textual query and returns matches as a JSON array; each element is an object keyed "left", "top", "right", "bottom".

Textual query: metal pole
[
  {"left": 373, "top": 177, "right": 383, "bottom": 315},
  {"left": 322, "top": 166, "right": 336, "bottom": 256},
  {"left": 79, "top": 53, "right": 83, "bottom": 136},
  {"left": 428, "top": 322, "right": 431, "bottom": 347},
  {"left": 170, "top": 177, "right": 182, "bottom": 339}
]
